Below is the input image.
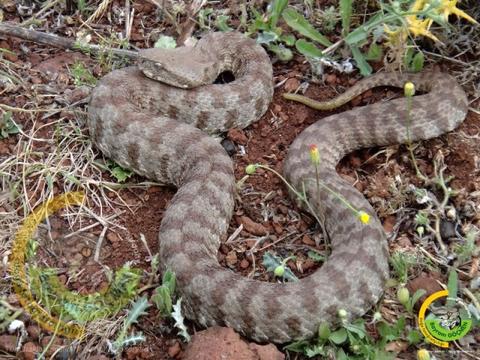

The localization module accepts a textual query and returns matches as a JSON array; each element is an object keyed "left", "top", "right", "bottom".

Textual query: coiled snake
[{"left": 88, "top": 32, "right": 468, "bottom": 342}]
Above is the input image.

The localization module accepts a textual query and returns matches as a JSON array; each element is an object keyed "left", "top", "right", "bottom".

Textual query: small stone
[
  {"left": 240, "top": 259, "right": 250, "bottom": 269},
  {"left": 168, "top": 341, "right": 181, "bottom": 358},
  {"left": 284, "top": 77, "right": 300, "bottom": 92},
  {"left": 302, "top": 234, "right": 316, "bottom": 246},
  {"left": 221, "top": 138, "right": 236, "bottom": 156},
  {"left": 0, "top": 335, "right": 17, "bottom": 352},
  {"left": 21, "top": 342, "right": 42, "bottom": 360},
  {"left": 81, "top": 246, "right": 92, "bottom": 257},
  {"left": 225, "top": 251, "right": 238, "bottom": 267},
  {"left": 239, "top": 216, "right": 267, "bottom": 236},
  {"left": 26, "top": 325, "right": 41, "bottom": 340},
  {"left": 325, "top": 73, "right": 337, "bottom": 85},
  {"left": 227, "top": 128, "right": 248, "bottom": 145},
  {"left": 383, "top": 215, "right": 396, "bottom": 233},
  {"left": 106, "top": 231, "right": 119, "bottom": 243},
  {"left": 272, "top": 222, "right": 283, "bottom": 235}
]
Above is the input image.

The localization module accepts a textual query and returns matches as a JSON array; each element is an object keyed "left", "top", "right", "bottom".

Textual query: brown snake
[{"left": 88, "top": 32, "right": 468, "bottom": 342}]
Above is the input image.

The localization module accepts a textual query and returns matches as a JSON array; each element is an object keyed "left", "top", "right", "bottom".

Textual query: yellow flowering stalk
[{"left": 309, "top": 144, "right": 320, "bottom": 165}]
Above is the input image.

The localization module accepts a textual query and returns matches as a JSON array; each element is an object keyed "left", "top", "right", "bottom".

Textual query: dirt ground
[{"left": 1, "top": 1, "right": 479, "bottom": 359}]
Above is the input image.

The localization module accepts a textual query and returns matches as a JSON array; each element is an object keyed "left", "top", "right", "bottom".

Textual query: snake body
[{"left": 88, "top": 32, "right": 468, "bottom": 342}]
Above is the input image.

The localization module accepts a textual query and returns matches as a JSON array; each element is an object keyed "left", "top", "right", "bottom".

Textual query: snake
[{"left": 87, "top": 31, "right": 468, "bottom": 343}]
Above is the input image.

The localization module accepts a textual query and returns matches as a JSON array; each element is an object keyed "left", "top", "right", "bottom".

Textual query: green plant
[
  {"left": 106, "top": 159, "right": 133, "bottom": 183},
  {"left": 0, "top": 111, "right": 21, "bottom": 139},
  {"left": 262, "top": 252, "right": 298, "bottom": 281},
  {"left": 107, "top": 296, "right": 149, "bottom": 354},
  {"left": 390, "top": 251, "right": 417, "bottom": 283},
  {"left": 245, "top": 0, "right": 295, "bottom": 61},
  {"left": 69, "top": 61, "right": 97, "bottom": 86},
  {"left": 454, "top": 229, "right": 479, "bottom": 264},
  {"left": 151, "top": 269, "right": 176, "bottom": 316},
  {"left": 285, "top": 310, "right": 421, "bottom": 359},
  {"left": 397, "top": 286, "right": 426, "bottom": 314},
  {"left": 280, "top": 0, "right": 477, "bottom": 75}
]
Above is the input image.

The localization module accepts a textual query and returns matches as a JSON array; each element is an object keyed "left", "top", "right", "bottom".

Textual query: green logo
[{"left": 418, "top": 290, "right": 473, "bottom": 347}]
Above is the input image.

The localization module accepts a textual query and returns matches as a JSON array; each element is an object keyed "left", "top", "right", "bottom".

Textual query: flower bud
[
  {"left": 245, "top": 164, "right": 257, "bottom": 175},
  {"left": 397, "top": 286, "right": 410, "bottom": 305},
  {"left": 309, "top": 145, "right": 320, "bottom": 165},
  {"left": 417, "top": 349, "right": 431, "bottom": 360},
  {"left": 338, "top": 309, "right": 348, "bottom": 319},
  {"left": 274, "top": 265, "right": 285, "bottom": 277},
  {"left": 404, "top": 82, "right": 415, "bottom": 97}
]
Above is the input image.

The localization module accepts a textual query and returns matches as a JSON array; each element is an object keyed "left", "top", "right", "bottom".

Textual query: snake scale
[{"left": 88, "top": 32, "right": 468, "bottom": 343}]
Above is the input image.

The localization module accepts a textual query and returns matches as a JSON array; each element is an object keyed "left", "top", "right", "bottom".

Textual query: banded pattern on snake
[{"left": 88, "top": 32, "right": 468, "bottom": 342}]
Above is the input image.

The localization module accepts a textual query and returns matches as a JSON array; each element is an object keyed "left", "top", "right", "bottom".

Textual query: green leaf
[
  {"left": 344, "top": 12, "right": 382, "bottom": 45},
  {"left": 281, "top": 33, "right": 296, "bottom": 46},
  {"left": 350, "top": 45, "right": 372, "bottom": 76},
  {"left": 283, "top": 339, "right": 310, "bottom": 353},
  {"left": 282, "top": 8, "right": 332, "bottom": 47},
  {"left": 215, "top": 15, "right": 233, "bottom": 32},
  {"left": 410, "top": 51, "right": 425, "bottom": 72},
  {"left": 154, "top": 35, "right": 176, "bottom": 49},
  {"left": 0, "top": 111, "right": 21, "bottom": 139},
  {"left": 269, "top": 0, "right": 288, "bottom": 28},
  {"left": 257, "top": 31, "right": 279, "bottom": 44},
  {"left": 162, "top": 269, "right": 176, "bottom": 295},
  {"left": 295, "top": 39, "right": 324, "bottom": 58},
  {"left": 307, "top": 250, "right": 325, "bottom": 262},
  {"left": 447, "top": 269, "right": 458, "bottom": 307},
  {"left": 329, "top": 328, "right": 348, "bottom": 344},
  {"left": 339, "top": 0, "right": 352, "bottom": 36},
  {"left": 406, "top": 329, "right": 422, "bottom": 344},
  {"left": 365, "top": 42, "right": 382, "bottom": 61},
  {"left": 344, "top": 27, "right": 368, "bottom": 45},
  {"left": 267, "top": 44, "right": 293, "bottom": 62},
  {"left": 410, "top": 289, "right": 426, "bottom": 309},
  {"left": 151, "top": 285, "right": 172, "bottom": 315}
]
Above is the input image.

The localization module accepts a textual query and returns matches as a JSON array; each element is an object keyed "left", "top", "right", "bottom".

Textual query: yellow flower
[
  {"left": 417, "top": 349, "right": 431, "bottom": 360},
  {"left": 384, "top": 24, "right": 408, "bottom": 46},
  {"left": 358, "top": 211, "right": 370, "bottom": 224},
  {"left": 404, "top": 82, "right": 415, "bottom": 97},
  {"left": 309, "top": 145, "right": 320, "bottom": 165},
  {"left": 437, "top": 0, "right": 478, "bottom": 24},
  {"left": 406, "top": 16, "right": 438, "bottom": 41}
]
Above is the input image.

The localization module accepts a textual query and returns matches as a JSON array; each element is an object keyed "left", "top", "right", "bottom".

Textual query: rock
[
  {"left": 301, "top": 234, "right": 316, "bottom": 246},
  {"left": 221, "top": 139, "right": 237, "bottom": 156},
  {"left": 283, "top": 77, "right": 300, "bottom": 92},
  {"left": 240, "top": 259, "right": 250, "bottom": 269},
  {"left": 26, "top": 325, "right": 41, "bottom": 340},
  {"left": 226, "top": 251, "right": 238, "bottom": 267},
  {"left": 182, "top": 327, "right": 284, "bottom": 360},
  {"left": 167, "top": 340, "right": 181, "bottom": 358},
  {"left": 407, "top": 273, "right": 443, "bottom": 305},
  {"left": 249, "top": 343, "right": 285, "bottom": 360},
  {"left": 325, "top": 73, "right": 337, "bottom": 85},
  {"left": 239, "top": 216, "right": 267, "bottom": 236},
  {"left": 227, "top": 128, "right": 248, "bottom": 145},
  {"left": 0, "top": 335, "right": 16, "bottom": 352},
  {"left": 21, "top": 342, "right": 42, "bottom": 360}
]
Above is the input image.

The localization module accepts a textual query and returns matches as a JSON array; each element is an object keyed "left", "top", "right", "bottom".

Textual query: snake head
[{"left": 137, "top": 47, "right": 220, "bottom": 89}]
